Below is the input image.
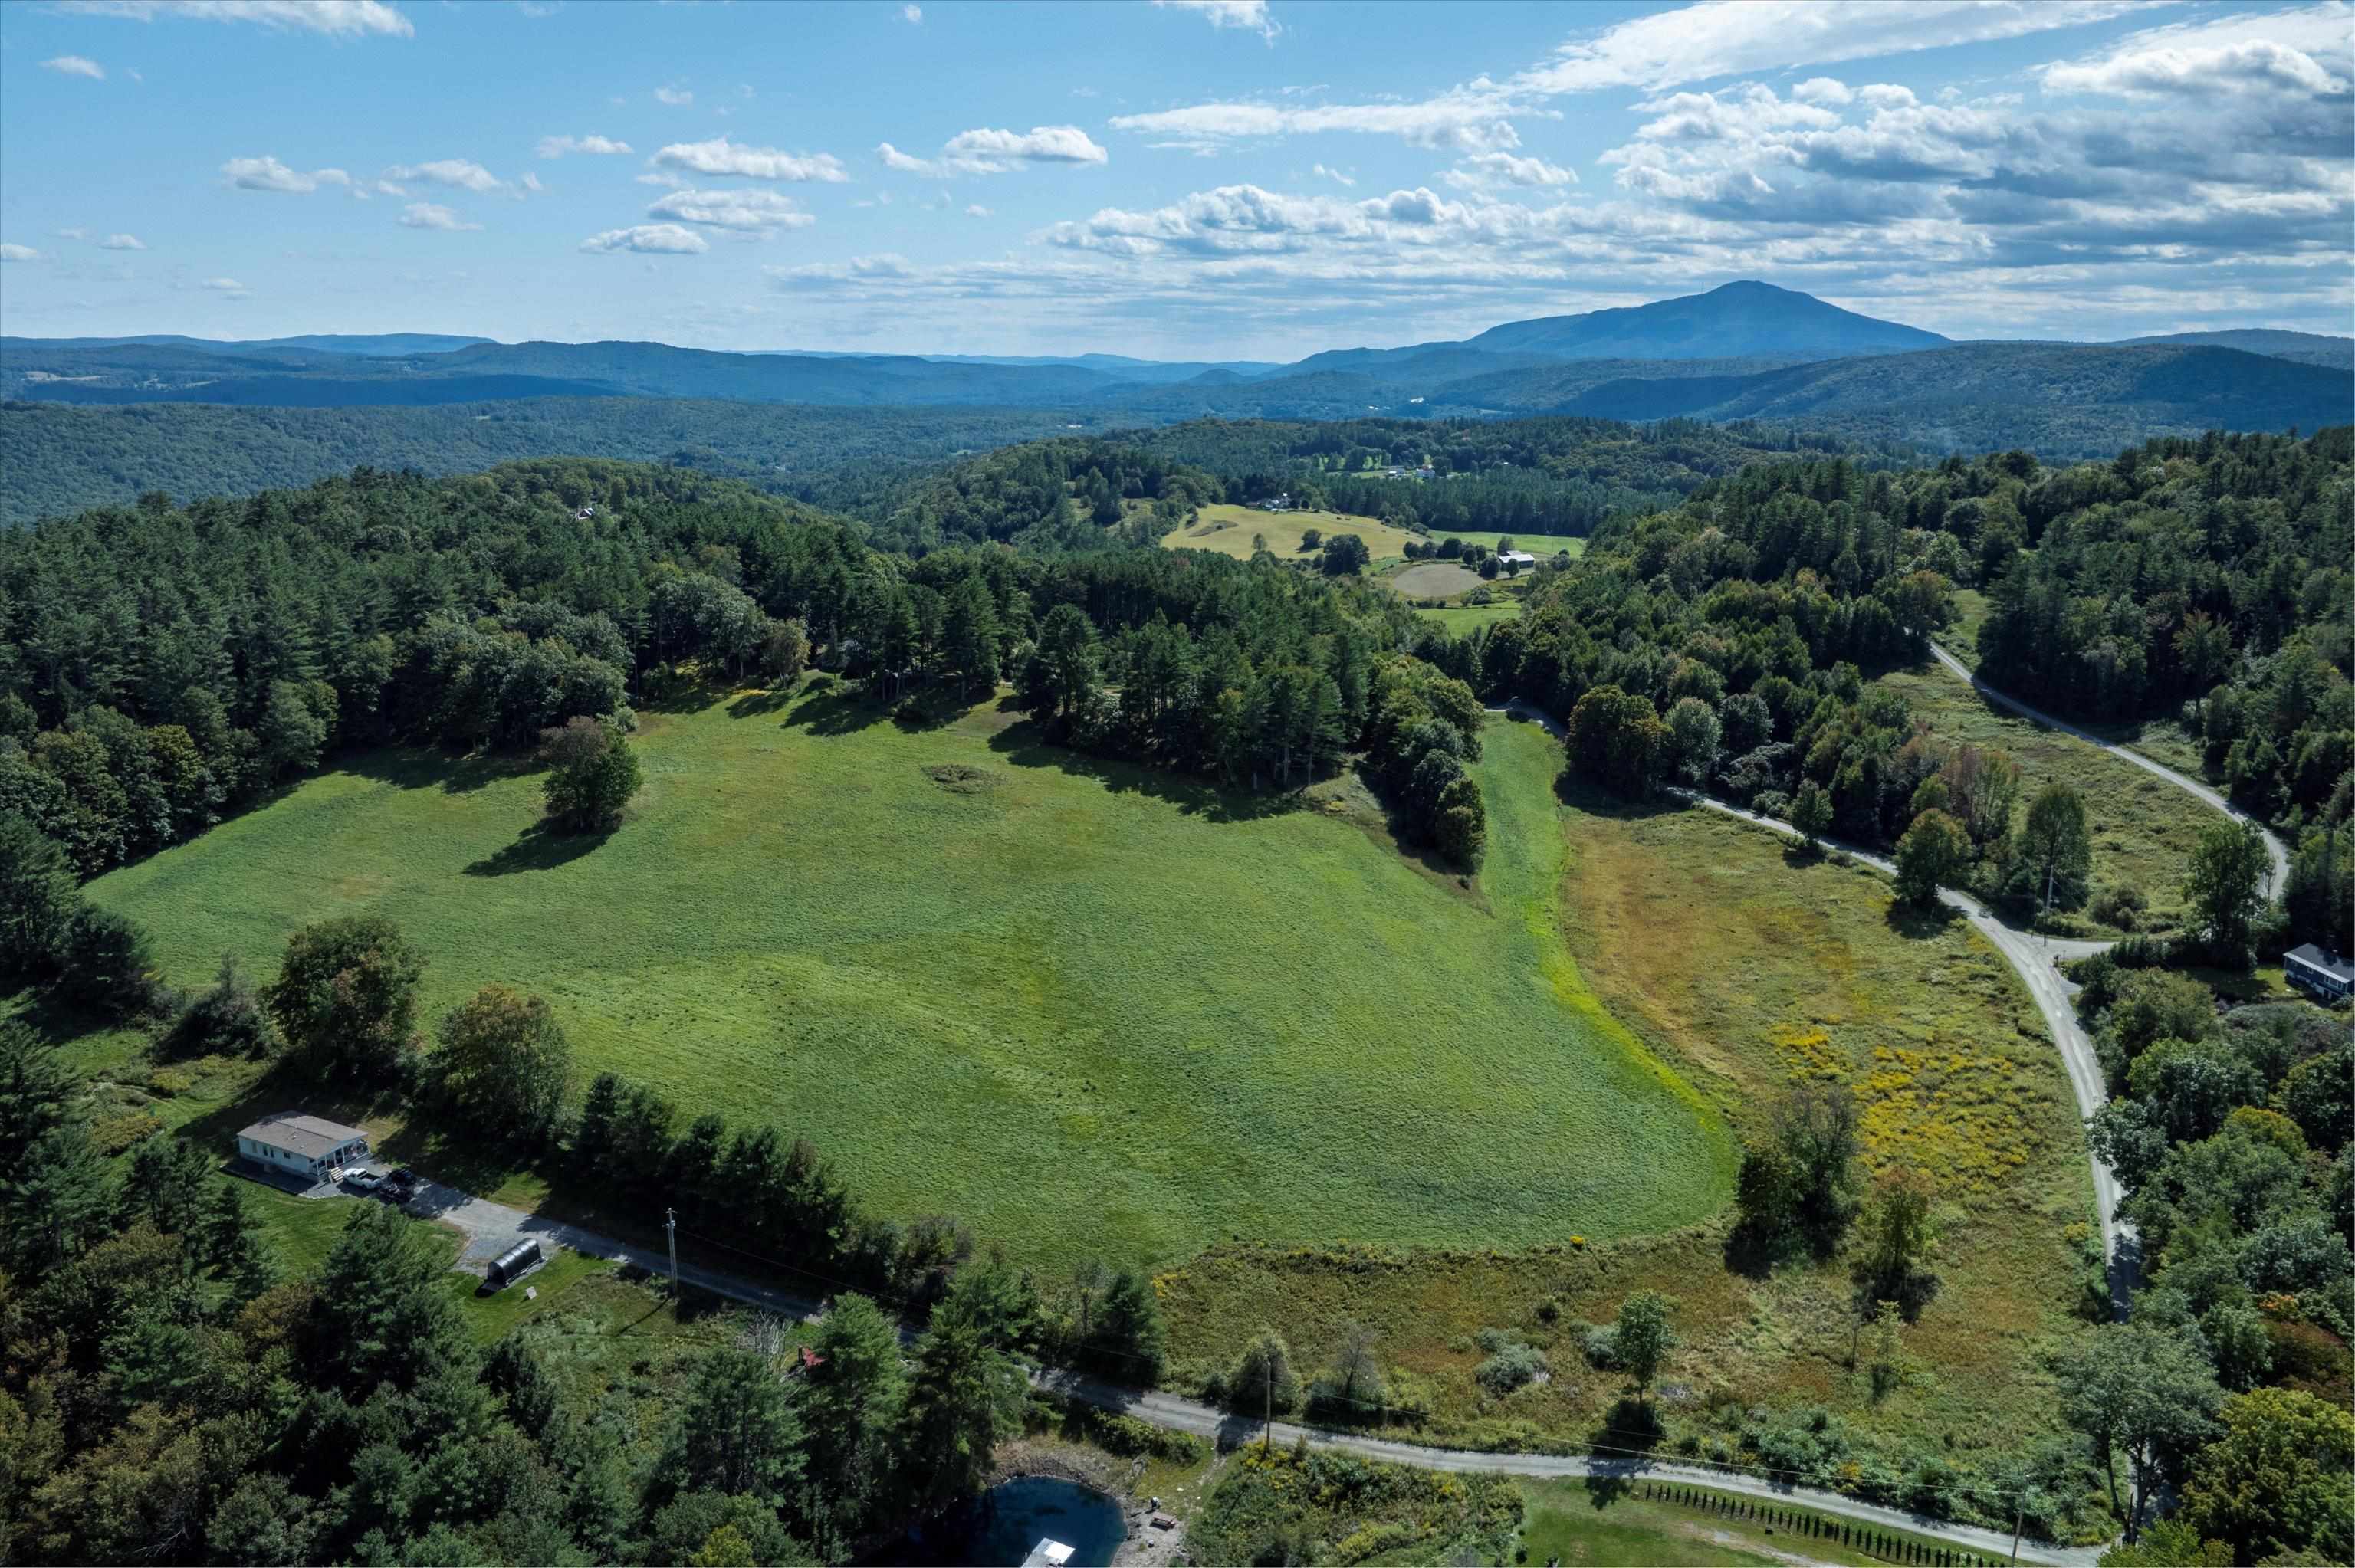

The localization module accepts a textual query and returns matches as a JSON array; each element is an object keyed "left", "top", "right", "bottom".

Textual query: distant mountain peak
[{"left": 1463, "top": 281, "right": 1946, "bottom": 363}]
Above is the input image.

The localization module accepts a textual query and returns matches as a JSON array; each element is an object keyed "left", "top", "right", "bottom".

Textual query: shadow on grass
[
  {"left": 1551, "top": 774, "right": 1687, "bottom": 822},
  {"left": 727, "top": 686, "right": 796, "bottom": 719},
  {"left": 166, "top": 1061, "right": 408, "bottom": 1163},
  {"left": 985, "top": 720, "right": 1302, "bottom": 825},
  {"left": 1593, "top": 1397, "right": 1665, "bottom": 1461},
  {"left": 343, "top": 747, "right": 537, "bottom": 798},
  {"left": 787, "top": 689, "right": 893, "bottom": 737},
  {"left": 1884, "top": 900, "right": 1963, "bottom": 942},
  {"left": 464, "top": 821, "right": 613, "bottom": 877}
]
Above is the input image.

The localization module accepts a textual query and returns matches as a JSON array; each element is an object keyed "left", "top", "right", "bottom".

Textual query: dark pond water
[{"left": 869, "top": 1476, "right": 1128, "bottom": 1568}]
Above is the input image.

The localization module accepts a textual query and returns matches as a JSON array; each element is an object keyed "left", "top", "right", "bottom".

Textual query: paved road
[
  {"left": 1036, "top": 1370, "right": 2097, "bottom": 1566},
  {"left": 1929, "top": 644, "right": 2288, "bottom": 896}
]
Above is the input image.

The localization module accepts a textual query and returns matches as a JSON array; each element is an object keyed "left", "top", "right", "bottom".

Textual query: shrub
[
  {"left": 1581, "top": 1324, "right": 1619, "bottom": 1369},
  {"left": 94, "top": 1108, "right": 164, "bottom": 1155},
  {"left": 2091, "top": 884, "right": 2148, "bottom": 930},
  {"left": 1474, "top": 1336, "right": 1548, "bottom": 1394}
]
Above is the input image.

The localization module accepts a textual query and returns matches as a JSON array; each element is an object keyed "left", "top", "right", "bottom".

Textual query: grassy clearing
[
  {"left": 1875, "top": 661, "right": 2219, "bottom": 929},
  {"left": 83, "top": 697, "right": 1729, "bottom": 1276},
  {"left": 1390, "top": 562, "right": 1487, "bottom": 597},
  {"left": 1161, "top": 503, "right": 1415, "bottom": 562},
  {"left": 1943, "top": 589, "right": 1992, "bottom": 662},
  {"left": 1441, "top": 529, "right": 1589, "bottom": 559},
  {"left": 1157, "top": 787, "right": 2091, "bottom": 1469},
  {"left": 1517, "top": 1478, "right": 2008, "bottom": 1567},
  {"left": 1414, "top": 602, "right": 1523, "bottom": 635}
]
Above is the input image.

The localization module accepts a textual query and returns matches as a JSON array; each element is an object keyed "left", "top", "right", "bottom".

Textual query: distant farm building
[
  {"left": 1256, "top": 494, "right": 1293, "bottom": 512},
  {"left": 1497, "top": 549, "right": 1539, "bottom": 569},
  {"left": 236, "top": 1113, "right": 370, "bottom": 1179},
  {"left": 2284, "top": 943, "right": 2353, "bottom": 1005}
]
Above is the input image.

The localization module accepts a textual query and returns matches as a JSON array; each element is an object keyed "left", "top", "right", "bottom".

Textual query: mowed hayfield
[
  {"left": 1388, "top": 562, "right": 1487, "bottom": 598},
  {"left": 1160, "top": 503, "right": 1415, "bottom": 561},
  {"left": 1440, "top": 530, "right": 1588, "bottom": 559},
  {"left": 1875, "top": 660, "right": 2220, "bottom": 930},
  {"left": 1413, "top": 601, "right": 1523, "bottom": 635},
  {"left": 84, "top": 693, "right": 1732, "bottom": 1274},
  {"left": 1158, "top": 786, "right": 2092, "bottom": 1461}
]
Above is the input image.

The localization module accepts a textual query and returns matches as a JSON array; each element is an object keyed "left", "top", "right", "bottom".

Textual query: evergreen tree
[
  {"left": 304, "top": 1202, "right": 474, "bottom": 1396},
  {"left": 0, "top": 1022, "right": 112, "bottom": 1272},
  {"left": 898, "top": 1318, "right": 1023, "bottom": 1508},
  {"left": 662, "top": 1347, "right": 805, "bottom": 1505}
]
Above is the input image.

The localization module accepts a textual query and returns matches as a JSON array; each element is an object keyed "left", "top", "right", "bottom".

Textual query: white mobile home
[{"left": 236, "top": 1113, "right": 370, "bottom": 1179}]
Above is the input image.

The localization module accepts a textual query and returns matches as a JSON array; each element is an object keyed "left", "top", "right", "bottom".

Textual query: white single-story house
[
  {"left": 1498, "top": 549, "right": 1539, "bottom": 569},
  {"left": 2284, "top": 944, "right": 2353, "bottom": 1005},
  {"left": 236, "top": 1113, "right": 370, "bottom": 1179},
  {"left": 1256, "top": 494, "right": 1293, "bottom": 512}
]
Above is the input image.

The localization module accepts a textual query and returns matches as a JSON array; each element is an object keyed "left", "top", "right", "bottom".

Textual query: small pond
[{"left": 869, "top": 1476, "right": 1128, "bottom": 1568}]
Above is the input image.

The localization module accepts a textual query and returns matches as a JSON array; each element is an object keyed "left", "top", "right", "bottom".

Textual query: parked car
[
  {"left": 383, "top": 1167, "right": 420, "bottom": 1201},
  {"left": 343, "top": 1168, "right": 383, "bottom": 1193}
]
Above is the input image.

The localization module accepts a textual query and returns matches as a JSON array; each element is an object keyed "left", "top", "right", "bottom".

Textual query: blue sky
[{"left": 2, "top": 0, "right": 2349, "bottom": 357}]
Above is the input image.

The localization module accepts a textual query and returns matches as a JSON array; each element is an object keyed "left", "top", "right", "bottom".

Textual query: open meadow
[
  {"left": 1874, "top": 660, "right": 2220, "bottom": 929},
  {"left": 1413, "top": 600, "right": 1523, "bottom": 635},
  {"left": 1159, "top": 502, "right": 1416, "bottom": 561},
  {"left": 1157, "top": 773, "right": 2094, "bottom": 1471},
  {"left": 83, "top": 691, "right": 1732, "bottom": 1276}
]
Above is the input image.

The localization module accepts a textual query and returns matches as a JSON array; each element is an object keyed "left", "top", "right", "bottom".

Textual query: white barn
[{"left": 236, "top": 1113, "right": 370, "bottom": 1179}]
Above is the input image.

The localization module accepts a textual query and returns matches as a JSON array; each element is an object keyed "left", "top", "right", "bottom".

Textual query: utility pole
[
  {"left": 665, "top": 1206, "right": 680, "bottom": 1300},
  {"left": 2009, "top": 1502, "right": 2023, "bottom": 1565},
  {"left": 1263, "top": 1366, "right": 1273, "bottom": 1454}
]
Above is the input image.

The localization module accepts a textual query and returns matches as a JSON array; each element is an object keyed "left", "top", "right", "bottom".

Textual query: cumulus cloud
[
  {"left": 1110, "top": 0, "right": 2158, "bottom": 154},
  {"left": 580, "top": 222, "right": 708, "bottom": 254},
  {"left": 57, "top": 1, "right": 413, "bottom": 37},
  {"left": 385, "top": 159, "right": 504, "bottom": 192},
  {"left": 0, "top": 244, "right": 42, "bottom": 262},
  {"left": 98, "top": 232, "right": 146, "bottom": 249},
  {"left": 901, "top": 3, "right": 921, "bottom": 20},
  {"left": 203, "top": 275, "right": 249, "bottom": 296},
  {"left": 652, "top": 136, "right": 849, "bottom": 182},
  {"left": 1446, "top": 151, "right": 1578, "bottom": 189},
  {"left": 645, "top": 187, "right": 814, "bottom": 231},
  {"left": 2042, "top": 4, "right": 2353, "bottom": 99},
  {"left": 1154, "top": 0, "right": 1279, "bottom": 42},
  {"left": 654, "top": 85, "right": 694, "bottom": 107},
  {"left": 767, "top": 252, "right": 916, "bottom": 289},
  {"left": 399, "top": 202, "right": 481, "bottom": 230},
  {"left": 222, "top": 154, "right": 350, "bottom": 192},
  {"left": 879, "top": 124, "right": 1109, "bottom": 176},
  {"left": 537, "top": 133, "right": 632, "bottom": 159},
  {"left": 43, "top": 55, "right": 107, "bottom": 78},
  {"left": 966, "top": 203, "right": 991, "bottom": 217},
  {"left": 1311, "top": 162, "right": 1355, "bottom": 186}
]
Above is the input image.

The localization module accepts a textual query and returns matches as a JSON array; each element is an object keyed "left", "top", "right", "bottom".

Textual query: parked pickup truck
[{"left": 341, "top": 1168, "right": 383, "bottom": 1194}]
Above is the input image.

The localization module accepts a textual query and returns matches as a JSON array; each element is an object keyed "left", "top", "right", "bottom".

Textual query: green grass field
[
  {"left": 1161, "top": 503, "right": 1415, "bottom": 562},
  {"left": 1158, "top": 789, "right": 2091, "bottom": 1466},
  {"left": 1876, "top": 660, "right": 2221, "bottom": 930},
  {"left": 1413, "top": 601, "right": 1523, "bottom": 635},
  {"left": 1440, "top": 529, "right": 1588, "bottom": 559},
  {"left": 1517, "top": 1479, "right": 2007, "bottom": 1567},
  {"left": 84, "top": 694, "right": 1731, "bottom": 1274}
]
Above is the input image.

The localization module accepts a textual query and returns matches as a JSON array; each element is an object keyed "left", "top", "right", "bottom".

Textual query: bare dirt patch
[{"left": 1390, "top": 562, "right": 1484, "bottom": 597}]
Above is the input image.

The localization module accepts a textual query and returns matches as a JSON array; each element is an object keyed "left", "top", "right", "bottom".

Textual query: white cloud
[
  {"left": 521, "top": 172, "right": 545, "bottom": 193},
  {"left": 877, "top": 123, "right": 1112, "bottom": 176},
  {"left": 1111, "top": 90, "right": 1525, "bottom": 154},
  {"left": 399, "top": 202, "right": 481, "bottom": 231},
  {"left": 385, "top": 158, "right": 504, "bottom": 192},
  {"left": 57, "top": 1, "right": 413, "bottom": 38},
  {"left": 655, "top": 85, "right": 695, "bottom": 107},
  {"left": 202, "top": 275, "right": 248, "bottom": 296},
  {"left": 1516, "top": 0, "right": 2160, "bottom": 94},
  {"left": 767, "top": 252, "right": 915, "bottom": 288},
  {"left": 636, "top": 170, "right": 688, "bottom": 188},
  {"left": 966, "top": 203, "right": 991, "bottom": 217},
  {"left": 2042, "top": 3, "right": 2352, "bottom": 99},
  {"left": 222, "top": 154, "right": 351, "bottom": 192},
  {"left": 645, "top": 187, "right": 814, "bottom": 231},
  {"left": 1154, "top": 0, "right": 1279, "bottom": 43},
  {"left": 652, "top": 136, "right": 849, "bottom": 182},
  {"left": 42, "top": 55, "right": 107, "bottom": 78},
  {"left": 57, "top": 228, "right": 90, "bottom": 241},
  {"left": 1311, "top": 162, "right": 1355, "bottom": 186},
  {"left": 0, "top": 244, "right": 42, "bottom": 262},
  {"left": 1447, "top": 151, "right": 1578, "bottom": 189},
  {"left": 537, "top": 133, "right": 632, "bottom": 159},
  {"left": 1792, "top": 77, "right": 1853, "bottom": 107},
  {"left": 900, "top": 2, "right": 921, "bottom": 20},
  {"left": 1112, "top": 1, "right": 2160, "bottom": 153},
  {"left": 98, "top": 232, "right": 146, "bottom": 249},
  {"left": 375, "top": 179, "right": 409, "bottom": 196},
  {"left": 580, "top": 223, "right": 709, "bottom": 254}
]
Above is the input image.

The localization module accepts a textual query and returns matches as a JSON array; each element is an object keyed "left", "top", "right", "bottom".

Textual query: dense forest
[
  {"left": 1494, "top": 430, "right": 2353, "bottom": 950},
  {"left": 0, "top": 399, "right": 1105, "bottom": 529}
]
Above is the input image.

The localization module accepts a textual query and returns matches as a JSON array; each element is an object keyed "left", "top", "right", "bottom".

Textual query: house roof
[
  {"left": 2285, "top": 943, "right": 2355, "bottom": 981},
  {"left": 238, "top": 1112, "right": 369, "bottom": 1160}
]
